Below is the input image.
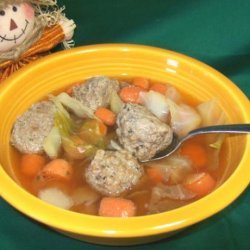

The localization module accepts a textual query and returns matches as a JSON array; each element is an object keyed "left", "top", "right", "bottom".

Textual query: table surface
[{"left": 1, "top": 0, "right": 250, "bottom": 249}]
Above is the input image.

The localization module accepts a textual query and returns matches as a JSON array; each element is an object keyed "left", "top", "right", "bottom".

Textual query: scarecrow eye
[
  {"left": 12, "top": 6, "right": 18, "bottom": 12},
  {"left": 0, "top": 10, "right": 5, "bottom": 16}
]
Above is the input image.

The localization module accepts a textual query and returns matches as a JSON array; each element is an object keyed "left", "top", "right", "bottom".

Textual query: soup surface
[{"left": 11, "top": 76, "right": 228, "bottom": 217}]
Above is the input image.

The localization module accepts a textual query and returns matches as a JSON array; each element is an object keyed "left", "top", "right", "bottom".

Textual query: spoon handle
[{"left": 186, "top": 124, "right": 250, "bottom": 139}]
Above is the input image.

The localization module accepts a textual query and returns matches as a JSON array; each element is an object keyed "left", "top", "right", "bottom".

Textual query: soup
[{"left": 10, "top": 76, "right": 228, "bottom": 217}]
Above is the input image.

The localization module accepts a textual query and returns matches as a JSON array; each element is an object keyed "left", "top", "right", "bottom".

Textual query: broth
[{"left": 11, "top": 76, "right": 229, "bottom": 217}]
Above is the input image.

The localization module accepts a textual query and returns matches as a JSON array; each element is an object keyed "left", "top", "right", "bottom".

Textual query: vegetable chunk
[
  {"left": 20, "top": 154, "right": 46, "bottom": 177},
  {"left": 146, "top": 167, "right": 165, "bottom": 184},
  {"left": 132, "top": 77, "right": 150, "bottom": 90},
  {"left": 38, "top": 187, "right": 73, "bottom": 209},
  {"left": 119, "top": 86, "right": 144, "bottom": 103},
  {"left": 99, "top": 197, "right": 136, "bottom": 217},
  {"left": 37, "top": 159, "right": 73, "bottom": 182},
  {"left": 180, "top": 141, "right": 208, "bottom": 169},
  {"left": 94, "top": 107, "right": 116, "bottom": 126},
  {"left": 150, "top": 83, "right": 168, "bottom": 95},
  {"left": 184, "top": 172, "right": 216, "bottom": 197}
]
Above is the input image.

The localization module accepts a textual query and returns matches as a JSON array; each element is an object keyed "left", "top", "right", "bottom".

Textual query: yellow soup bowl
[{"left": 0, "top": 44, "right": 249, "bottom": 246}]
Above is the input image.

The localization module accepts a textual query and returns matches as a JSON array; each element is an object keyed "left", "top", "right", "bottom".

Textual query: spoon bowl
[{"left": 141, "top": 124, "right": 250, "bottom": 163}]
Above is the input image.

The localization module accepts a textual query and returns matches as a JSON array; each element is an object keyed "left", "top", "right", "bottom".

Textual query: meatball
[
  {"left": 85, "top": 150, "right": 144, "bottom": 196},
  {"left": 116, "top": 103, "right": 173, "bottom": 161},
  {"left": 11, "top": 101, "right": 56, "bottom": 154},
  {"left": 72, "top": 76, "right": 120, "bottom": 111}
]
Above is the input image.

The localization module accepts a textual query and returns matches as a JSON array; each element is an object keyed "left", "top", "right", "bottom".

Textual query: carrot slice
[
  {"left": 132, "top": 77, "right": 150, "bottom": 90},
  {"left": 150, "top": 83, "right": 168, "bottom": 95},
  {"left": 119, "top": 86, "right": 144, "bottom": 104},
  {"left": 146, "top": 167, "right": 164, "bottom": 184},
  {"left": 20, "top": 154, "right": 46, "bottom": 177},
  {"left": 94, "top": 107, "right": 116, "bottom": 126},
  {"left": 184, "top": 172, "right": 216, "bottom": 197},
  {"left": 99, "top": 197, "right": 136, "bottom": 217},
  {"left": 38, "top": 159, "right": 73, "bottom": 181},
  {"left": 180, "top": 141, "right": 208, "bottom": 169}
]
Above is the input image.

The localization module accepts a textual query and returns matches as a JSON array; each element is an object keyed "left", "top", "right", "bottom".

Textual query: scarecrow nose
[{"left": 10, "top": 19, "right": 18, "bottom": 31}]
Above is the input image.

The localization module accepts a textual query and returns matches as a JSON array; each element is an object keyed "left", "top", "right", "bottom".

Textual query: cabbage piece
[
  {"left": 197, "top": 99, "right": 226, "bottom": 169},
  {"left": 139, "top": 90, "right": 170, "bottom": 122},
  {"left": 80, "top": 120, "right": 101, "bottom": 142},
  {"left": 79, "top": 119, "right": 107, "bottom": 148},
  {"left": 55, "top": 92, "right": 97, "bottom": 119},
  {"left": 197, "top": 99, "right": 226, "bottom": 127},
  {"left": 166, "top": 98, "right": 201, "bottom": 136},
  {"left": 155, "top": 155, "right": 193, "bottom": 184},
  {"left": 197, "top": 99, "right": 226, "bottom": 146},
  {"left": 146, "top": 158, "right": 194, "bottom": 212},
  {"left": 147, "top": 198, "right": 190, "bottom": 214},
  {"left": 62, "top": 135, "right": 98, "bottom": 160},
  {"left": 151, "top": 183, "right": 196, "bottom": 202},
  {"left": 55, "top": 116, "right": 100, "bottom": 160},
  {"left": 43, "top": 126, "right": 61, "bottom": 159},
  {"left": 110, "top": 90, "right": 123, "bottom": 114}
]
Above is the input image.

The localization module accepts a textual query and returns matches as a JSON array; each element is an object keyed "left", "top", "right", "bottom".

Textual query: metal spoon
[{"left": 141, "top": 124, "right": 250, "bottom": 163}]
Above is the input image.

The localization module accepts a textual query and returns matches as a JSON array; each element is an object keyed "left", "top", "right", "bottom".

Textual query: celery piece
[
  {"left": 43, "top": 126, "right": 61, "bottom": 159},
  {"left": 110, "top": 90, "right": 123, "bottom": 114},
  {"left": 49, "top": 94, "right": 106, "bottom": 160},
  {"left": 56, "top": 92, "right": 97, "bottom": 119}
]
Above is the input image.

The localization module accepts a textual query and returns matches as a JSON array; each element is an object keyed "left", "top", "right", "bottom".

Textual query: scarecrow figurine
[{"left": 0, "top": 0, "right": 76, "bottom": 81}]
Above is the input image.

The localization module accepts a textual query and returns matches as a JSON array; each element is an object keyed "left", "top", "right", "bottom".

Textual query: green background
[{"left": 1, "top": 0, "right": 250, "bottom": 249}]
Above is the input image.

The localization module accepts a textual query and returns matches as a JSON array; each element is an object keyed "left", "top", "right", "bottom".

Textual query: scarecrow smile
[{"left": 0, "top": 19, "right": 29, "bottom": 43}]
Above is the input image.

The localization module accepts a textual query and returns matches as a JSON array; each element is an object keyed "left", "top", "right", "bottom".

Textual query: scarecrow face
[{"left": 0, "top": 3, "right": 35, "bottom": 52}]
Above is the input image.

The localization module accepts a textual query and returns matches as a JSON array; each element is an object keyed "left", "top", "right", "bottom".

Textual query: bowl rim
[{"left": 0, "top": 43, "right": 250, "bottom": 239}]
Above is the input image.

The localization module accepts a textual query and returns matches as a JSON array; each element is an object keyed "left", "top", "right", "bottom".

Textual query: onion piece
[{"left": 139, "top": 90, "right": 170, "bottom": 122}]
